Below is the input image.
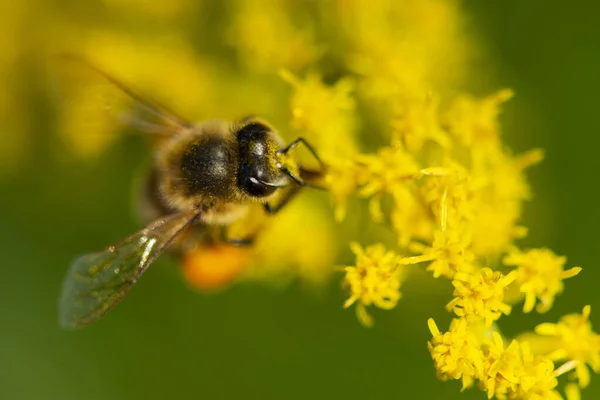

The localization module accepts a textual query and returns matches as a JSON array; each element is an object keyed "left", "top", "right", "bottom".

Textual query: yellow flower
[
  {"left": 467, "top": 144, "right": 542, "bottom": 257},
  {"left": 483, "top": 148, "right": 544, "bottom": 203},
  {"left": 480, "top": 332, "right": 524, "bottom": 399},
  {"left": 400, "top": 228, "right": 475, "bottom": 279},
  {"left": 514, "top": 341, "right": 562, "bottom": 400},
  {"left": 390, "top": 185, "right": 433, "bottom": 247},
  {"left": 281, "top": 71, "right": 359, "bottom": 220},
  {"left": 420, "top": 164, "right": 480, "bottom": 230},
  {"left": 356, "top": 146, "right": 420, "bottom": 199},
  {"left": 518, "top": 355, "right": 561, "bottom": 400},
  {"left": 427, "top": 317, "right": 484, "bottom": 390},
  {"left": 391, "top": 93, "right": 450, "bottom": 152},
  {"left": 477, "top": 333, "right": 565, "bottom": 400},
  {"left": 342, "top": 243, "right": 405, "bottom": 327},
  {"left": 443, "top": 89, "right": 514, "bottom": 147},
  {"left": 281, "top": 70, "right": 357, "bottom": 159},
  {"left": 565, "top": 382, "right": 582, "bottom": 400},
  {"left": 355, "top": 145, "right": 421, "bottom": 224},
  {"left": 333, "top": 0, "right": 475, "bottom": 104},
  {"left": 229, "top": 0, "right": 319, "bottom": 72},
  {"left": 322, "top": 156, "right": 361, "bottom": 222},
  {"left": 535, "top": 306, "right": 600, "bottom": 388},
  {"left": 503, "top": 248, "right": 582, "bottom": 313},
  {"left": 469, "top": 203, "right": 527, "bottom": 257},
  {"left": 446, "top": 268, "right": 517, "bottom": 327}
]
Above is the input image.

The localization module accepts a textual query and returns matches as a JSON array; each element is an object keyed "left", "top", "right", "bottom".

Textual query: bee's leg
[
  {"left": 264, "top": 185, "right": 301, "bottom": 215},
  {"left": 279, "top": 137, "right": 327, "bottom": 190},
  {"left": 280, "top": 166, "right": 327, "bottom": 191},
  {"left": 219, "top": 226, "right": 255, "bottom": 247},
  {"left": 280, "top": 137, "right": 325, "bottom": 170}
]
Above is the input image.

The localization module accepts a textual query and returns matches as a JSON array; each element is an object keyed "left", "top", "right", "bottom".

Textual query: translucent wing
[
  {"left": 51, "top": 54, "right": 193, "bottom": 138},
  {"left": 58, "top": 211, "right": 200, "bottom": 330}
]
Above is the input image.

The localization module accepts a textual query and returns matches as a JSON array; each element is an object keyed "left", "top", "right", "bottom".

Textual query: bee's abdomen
[{"left": 178, "top": 136, "right": 237, "bottom": 198}]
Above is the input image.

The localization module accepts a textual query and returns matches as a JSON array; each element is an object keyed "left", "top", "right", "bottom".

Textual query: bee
[{"left": 56, "top": 56, "right": 324, "bottom": 330}]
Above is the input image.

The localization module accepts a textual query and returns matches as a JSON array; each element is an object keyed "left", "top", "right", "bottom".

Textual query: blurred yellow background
[{"left": 1, "top": 1, "right": 599, "bottom": 399}]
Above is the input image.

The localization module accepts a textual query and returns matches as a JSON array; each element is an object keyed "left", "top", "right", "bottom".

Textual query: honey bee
[{"left": 56, "top": 56, "right": 324, "bottom": 329}]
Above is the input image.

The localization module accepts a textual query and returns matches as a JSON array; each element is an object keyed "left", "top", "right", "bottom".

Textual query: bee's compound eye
[{"left": 238, "top": 164, "right": 277, "bottom": 198}]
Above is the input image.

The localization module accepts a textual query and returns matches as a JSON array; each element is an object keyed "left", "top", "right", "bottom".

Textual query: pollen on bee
[{"left": 182, "top": 244, "right": 252, "bottom": 290}]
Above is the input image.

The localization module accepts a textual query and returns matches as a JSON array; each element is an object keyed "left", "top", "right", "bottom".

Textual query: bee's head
[{"left": 236, "top": 122, "right": 289, "bottom": 198}]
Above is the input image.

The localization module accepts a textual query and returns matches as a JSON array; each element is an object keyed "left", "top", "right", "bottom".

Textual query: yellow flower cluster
[
  {"left": 265, "top": 1, "right": 594, "bottom": 397},
  {"left": 223, "top": 2, "right": 591, "bottom": 399},
  {"left": 320, "top": 73, "right": 592, "bottom": 396},
  {"left": 428, "top": 306, "right": 600, "bottom": 400}
]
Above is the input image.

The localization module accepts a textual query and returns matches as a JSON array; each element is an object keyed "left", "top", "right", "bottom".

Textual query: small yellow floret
[
  {"left": 356, "top": 146, "right": 420, "bottom": 199},
  {"left": 480, "top": 332, "right": 524, "bottom": 399},
  {"left": 444, "top": 89, "right": 514, "bottom": 146},
  {"left": 400, "top": 229, "right": 475, "bottom": 279},
  {"left": 427, "top": 317, "right": 484, "bottom": 390},
  {"left": 518, "top": 355, "right": 561, "bottom": 400},
  {"left": 446, "top": 268, "right": 517, "bottom": 327},
  {"left": 391, "top": 93, "right": 450, "bottom": 152},
  {"left": 421, "top": 164, "right": 478, "bottom": 230},
  {"left": 229, "top": 0, "right": 318, "bottom": 72},
  {"left": 342, "top": 243, "right": 405, "bottom": 327},
  {"left": 280, "top": 70, "right": 357, "bottom": 159},
  {"left": 535, "top": 306, "right": 600, "bottom": 389},
  {"left": 480, "top": 333, "right": 562, "bottom": 400},
  {"left": 503, "top": 248, "right": 581, "bottom": 313},
  {"left": 355, "top": 145, "right": 421, "bottom": 224}
]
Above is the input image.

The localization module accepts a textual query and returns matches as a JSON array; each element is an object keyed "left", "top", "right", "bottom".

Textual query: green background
[{"left": 1, "top": 1, "right": 599, "bottom": 399}]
